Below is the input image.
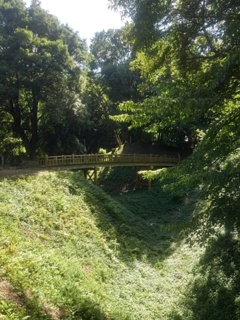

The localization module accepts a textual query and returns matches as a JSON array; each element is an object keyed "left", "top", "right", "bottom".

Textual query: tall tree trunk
[
  {"left": 9, "top": 92, "right": 39, "bottom": 160},
  {"left": 29, "top": 91, "right": 39, "bottom": 160}
]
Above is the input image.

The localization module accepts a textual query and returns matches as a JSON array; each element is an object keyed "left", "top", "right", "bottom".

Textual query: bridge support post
[
  {"left": 94, "top": 167, "right": 98, "bottom": 185},
  {"left": 83, "top": 169, "right": 88, "bottom": 179},
  {"left": 82, "top": 168, "right": 98, "bottom": 185},
  {"left": 135, "top": 166, "right": 152, "bottom": 192},
  {"left": 148, "top": 179, "right": 152, "bottom": 192}
]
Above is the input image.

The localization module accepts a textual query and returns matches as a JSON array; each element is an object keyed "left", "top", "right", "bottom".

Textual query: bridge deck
[{"left": 38, "top": 154, "right": 179, "bottom": 168}]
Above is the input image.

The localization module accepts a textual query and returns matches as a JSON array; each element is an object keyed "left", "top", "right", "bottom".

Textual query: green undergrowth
[
  {"left": 99, "top": 166, "right": 190, "bottom": 231},
  {"left": 0, "top": 170, "right": 239, "bottom": 319}
]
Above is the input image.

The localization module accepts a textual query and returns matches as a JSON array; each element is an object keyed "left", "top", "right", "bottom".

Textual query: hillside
[
  {"left": 0, "top": 169, "right": 239, "bottom": 319},
  {"left": 0, "top": 170, "right": 203, "bottom": 320}
]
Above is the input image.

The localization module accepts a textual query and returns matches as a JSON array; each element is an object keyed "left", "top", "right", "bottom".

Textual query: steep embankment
[{"left": 0, "top": 170, "right": 202, "bottom": 319}]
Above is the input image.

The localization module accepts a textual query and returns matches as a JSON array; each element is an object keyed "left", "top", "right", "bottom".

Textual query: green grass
[{"left": 0, "top": 169, "right": 239, "bottom": 319}]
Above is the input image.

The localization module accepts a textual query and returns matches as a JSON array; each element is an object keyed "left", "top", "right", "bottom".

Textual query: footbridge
[
  {"left": 38, "top": 153, "right": 180, "bottom": 169},
  {"left": 38, "top": 154, "right": 179, "bottom": 190}
]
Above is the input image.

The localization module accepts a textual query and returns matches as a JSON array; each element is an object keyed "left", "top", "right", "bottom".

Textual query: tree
[
  {"left": 0, "top": 0, "right": 89, "bottom": 159},
  {"left": 82, "top": 78, "right": 117, "bottom": 152},
  {"left": 89, "top": 27, "right": 143, "bottom": 146},
  {"left": 0, "top": 110, "right": 23, "bottom": 165},
  {"left": 111, "top": 0, "right": 240, "bottom": 237},
  {"left": 90, "top": 27, "right": 139, "bottom": 103},
  {"left": 110, "top": 0, "right": 240, "bottom": 147},
  {"left": 39, "top": 89, "right": 90, "bottom": 155}
]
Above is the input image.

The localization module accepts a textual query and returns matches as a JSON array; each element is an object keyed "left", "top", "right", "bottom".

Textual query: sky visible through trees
[{"left": 24, "top": 0, "right": 125, "bottom": 42}]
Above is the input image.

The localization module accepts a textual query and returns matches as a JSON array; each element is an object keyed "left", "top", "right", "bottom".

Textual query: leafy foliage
[
  {"left": 110, "top": 0, "right": 240, "bottom": 147},
  {"left": 88, "top": 27, "right": 143, "bottom": 148},
  {"left": 0, "top": 0, "right": 89, "bottom": 159}
]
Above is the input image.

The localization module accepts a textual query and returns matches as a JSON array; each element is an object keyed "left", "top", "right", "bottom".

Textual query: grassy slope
[{"left": 0, "top": 170, "right": 203, "bottom": 319}]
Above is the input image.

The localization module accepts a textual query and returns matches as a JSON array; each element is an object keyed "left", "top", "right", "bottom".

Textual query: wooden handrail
[{"left": 38, "top": 154, "right": 179, "bottom": 167}]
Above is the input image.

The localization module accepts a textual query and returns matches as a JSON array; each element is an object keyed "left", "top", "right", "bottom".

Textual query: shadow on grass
[
  {"left": 2, "top": 281, "right": 109, "bottom": 320},
  {"left": 66, "top": 170, "right": 184, "bottom": 266},
  {"left": 0, "top": 283, "right": 54, "bottom": 320},
  {"left": 98, "top": 166, "right": 136, "bottom": 194},
  {"left": 170, "top": 231, "right": 240, "bottom": 320}
]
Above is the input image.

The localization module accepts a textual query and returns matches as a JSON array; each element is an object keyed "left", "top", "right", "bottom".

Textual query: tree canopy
[
  {"left": 86, "top": 27, "right": 142, "bottom": 150},
  {"left": 110, "top": 0, "right": 239, "bottom": 146},
  {"left": 109, "top": 0, "right": 240, "bottom": 237},
  {"left": 0, "top": 0, "right": 89, "bottom": 159}
]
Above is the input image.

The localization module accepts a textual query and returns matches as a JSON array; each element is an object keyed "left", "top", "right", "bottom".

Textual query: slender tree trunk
[
  {"left": 29, "top": 91, "right": 39, "bottom": 160},
  {"left": 9, "top": 91, "right": 39, "bottom": 160}
]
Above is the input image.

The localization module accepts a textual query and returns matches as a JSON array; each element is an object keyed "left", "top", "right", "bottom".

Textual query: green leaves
[
  {"left": 110, "top": 0, "right": 240, "bottom": 150},
  {"left": 0, "top": 0, "right": 90, "bottom": 159}
]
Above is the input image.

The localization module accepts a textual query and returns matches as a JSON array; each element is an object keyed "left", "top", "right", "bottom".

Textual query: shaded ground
[{"left": 100, "top": 143, "right": 192, "bottom": 194}]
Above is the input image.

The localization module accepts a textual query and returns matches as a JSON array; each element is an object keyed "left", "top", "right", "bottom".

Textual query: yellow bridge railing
[{"left": 38, "top": 154, "right": 180, "bottom": 168}]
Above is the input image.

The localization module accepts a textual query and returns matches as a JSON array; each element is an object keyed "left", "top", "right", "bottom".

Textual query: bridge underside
[
  {"left": 41, "top": 162, "right": 175, "bottom": 171},
  {"left": 38, "top": 154, "right": 179, "bottom": 190},
  {"left": 48, "top": 163, "right": 170, "bottom": 191}
]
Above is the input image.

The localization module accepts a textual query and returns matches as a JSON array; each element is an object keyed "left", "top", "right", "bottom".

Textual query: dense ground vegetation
[
  {"left": 0, "top": 168, "right": 240, "bottom": 319},
  {"left": 0, "top": 170, "right": 197, "bottom": 319}
]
